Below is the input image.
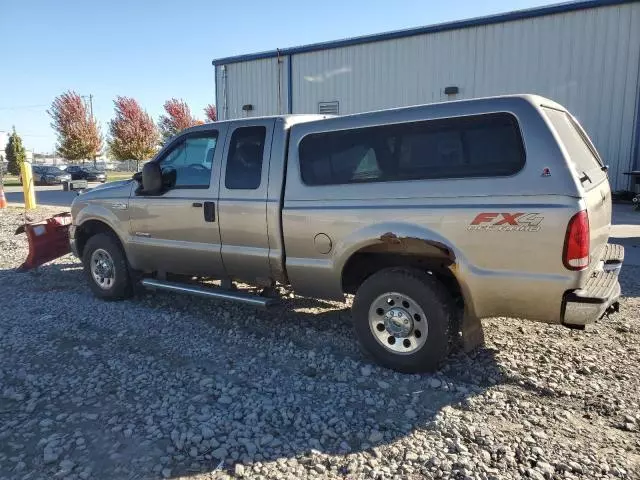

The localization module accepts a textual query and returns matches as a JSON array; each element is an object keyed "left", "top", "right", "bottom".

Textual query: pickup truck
[{"left": 70, "top": 94, "right": 623, "bottom": 372}]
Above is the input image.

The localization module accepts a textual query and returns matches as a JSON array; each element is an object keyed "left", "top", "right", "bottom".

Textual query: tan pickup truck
[{"left": 70, "top": 95, "right": 623, "bottom": 372}]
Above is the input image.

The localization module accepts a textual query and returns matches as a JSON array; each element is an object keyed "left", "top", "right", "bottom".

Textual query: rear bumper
[{"left": 562, "top": 243, "right": 624, "bottom": 326}]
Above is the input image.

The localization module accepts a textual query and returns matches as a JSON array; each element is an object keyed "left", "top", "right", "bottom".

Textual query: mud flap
[
  {"left": 15, "top": 213, "right": 72, "bottom": 271},
  {"left": 461, "top": 311, "right": 485, "bottom": 353},
  {"left": 603, "top": 301, "right": 620, "bottom": 318}
]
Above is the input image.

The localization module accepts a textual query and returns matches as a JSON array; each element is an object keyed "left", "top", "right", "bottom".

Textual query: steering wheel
[{"left": 187, "top": 164, "right": 207, "bottom": 171}]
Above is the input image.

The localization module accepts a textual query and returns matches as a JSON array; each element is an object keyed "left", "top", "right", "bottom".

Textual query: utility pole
[
  {"left": 81, "top": 94, "right": 93, "bottom": 116},
  {"left": 0, "top": 131, "right": 6, "bottom": 180},
  {"left": 89, "top": 95, "right": 96, "bottom": 167},
  {"left": 81, "top": 94, "right": 96, "bottom": 166}
]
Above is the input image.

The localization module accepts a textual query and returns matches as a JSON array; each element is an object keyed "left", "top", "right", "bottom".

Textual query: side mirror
[
  {"left": 141, "top": 162, "right": 163, "bottom": 195},
  {"left": 162, "top": 167, "right": 177, "bottom": 190}
]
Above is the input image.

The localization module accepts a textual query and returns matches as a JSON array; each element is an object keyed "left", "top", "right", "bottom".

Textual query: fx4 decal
[{"left": 468, "top": 212, "right": 543, "bottom": 232}]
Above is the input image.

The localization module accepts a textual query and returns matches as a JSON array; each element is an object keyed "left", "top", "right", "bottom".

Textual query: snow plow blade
[{"left": 15, "top": 213, "right": 72, "bottom": 271}]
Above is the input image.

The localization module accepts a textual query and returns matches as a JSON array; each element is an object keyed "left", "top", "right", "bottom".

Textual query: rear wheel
[
  {"left": 82, "top": 233, "right": 133, "bottom": 300},
  {"left": 352, "top": 267, "right": 455, "bottom": 372}
]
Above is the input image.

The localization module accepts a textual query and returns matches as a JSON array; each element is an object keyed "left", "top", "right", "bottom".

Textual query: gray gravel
[{"left": 1, "top": 206, "right": 639, "bottom": 479}]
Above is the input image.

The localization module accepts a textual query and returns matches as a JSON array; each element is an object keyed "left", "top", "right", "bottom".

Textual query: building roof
[{"left": 212, "top": 0, "right": 637, "bottom": 66}]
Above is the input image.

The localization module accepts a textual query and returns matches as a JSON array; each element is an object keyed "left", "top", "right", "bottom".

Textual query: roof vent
[{"left": 318, "top": 101, "right": 339, "bottom": 115}]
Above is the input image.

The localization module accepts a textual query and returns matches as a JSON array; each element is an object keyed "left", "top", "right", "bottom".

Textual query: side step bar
[{"left": 140, "top": 278, "right": 276, "bottom": 309}]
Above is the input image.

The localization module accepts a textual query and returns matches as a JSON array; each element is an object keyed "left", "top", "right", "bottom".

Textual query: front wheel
[
  {"left": 352, "top": 268, "right": 455, "bottom": 373},
  {"left": 82, "top": 233, "right": 133, "bottom": 300}
]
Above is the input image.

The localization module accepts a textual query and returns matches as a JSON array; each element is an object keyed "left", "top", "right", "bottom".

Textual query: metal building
[{"left": 213, "top": 0, "right": 640, "bottom": 190}]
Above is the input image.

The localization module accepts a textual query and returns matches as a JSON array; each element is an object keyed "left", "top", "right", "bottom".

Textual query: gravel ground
[{"left": 1, "top": 206, "right": 639, "bottom": 480}]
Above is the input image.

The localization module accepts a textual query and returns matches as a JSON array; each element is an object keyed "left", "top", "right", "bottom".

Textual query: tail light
[{"left": 563, "top": 210, "right": 590, "bottom": 270}]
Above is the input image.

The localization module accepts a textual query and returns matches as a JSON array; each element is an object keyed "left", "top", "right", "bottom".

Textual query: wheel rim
[
  {"left": 90, "top": 248, "right": 116, "bottom": 290},
  {"left": 368, "top": 292, "right": 428, "bottom": 355}
]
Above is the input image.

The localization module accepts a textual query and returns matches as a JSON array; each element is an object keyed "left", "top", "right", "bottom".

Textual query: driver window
[{"left": 159, "top": 133, "right": 218, "bottom": 189}]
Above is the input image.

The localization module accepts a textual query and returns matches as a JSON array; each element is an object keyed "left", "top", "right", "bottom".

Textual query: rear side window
[
  {"left": 225, "top": 126, "right": 266, "bottom": 190},
  {"left": 543, "top": 107, "right": 603, "bottom": 175},
  {"left": 299, "top": 113, "right": 524, "bottom": 186}
]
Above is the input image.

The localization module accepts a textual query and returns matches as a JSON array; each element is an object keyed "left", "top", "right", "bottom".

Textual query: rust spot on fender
[
  {"left": 380, "top": 232, "right": 402, "bottom": 244},
  {"left": 378, "top": 233, "right": 455, "bottom": 263}
]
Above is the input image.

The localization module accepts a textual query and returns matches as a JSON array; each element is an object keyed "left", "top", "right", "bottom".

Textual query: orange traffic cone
[{"left": 0, "top": 185, "right": 7, "bottom": 209}]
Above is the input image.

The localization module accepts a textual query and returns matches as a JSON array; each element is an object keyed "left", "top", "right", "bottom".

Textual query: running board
[{"left": 140, "top": 278, "right": 276, "bottom": 309}]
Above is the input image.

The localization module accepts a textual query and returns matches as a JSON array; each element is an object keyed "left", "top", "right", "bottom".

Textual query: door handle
[
  {"left": 203, "top": 201, "right": 215, "bottom": 222},
  {"left": 192, "top": 202, "right": 203, "bottom": 207}
]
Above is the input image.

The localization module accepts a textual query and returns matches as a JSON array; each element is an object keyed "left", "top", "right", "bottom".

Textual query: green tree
[{"left": 5, "top": 127, "right": 27, "bottom": 175}]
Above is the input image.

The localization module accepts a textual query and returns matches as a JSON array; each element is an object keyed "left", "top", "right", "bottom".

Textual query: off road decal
[{"left": 468, "top": 212, "right": 543, "bottom": 232}]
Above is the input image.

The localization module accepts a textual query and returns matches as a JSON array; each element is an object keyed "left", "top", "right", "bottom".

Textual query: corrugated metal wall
[
  {"left": 216, "top": 56, "right": 290, "bottom": 120},
  {"left": 217, "top": 2, "right": 640, "bottom": 189}
]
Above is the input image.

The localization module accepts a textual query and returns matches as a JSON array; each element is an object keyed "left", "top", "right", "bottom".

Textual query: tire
[
  {"left": 82, "top": 232, "right": 133, "bottom": 300},
  {"left": 352, "top": 267, "right": 455, "bottom": 373}
]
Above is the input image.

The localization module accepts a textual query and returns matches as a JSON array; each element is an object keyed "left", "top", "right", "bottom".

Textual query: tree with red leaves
[
  {"left": 108, "top": 97, "right": 159, "bottom": 171},
  {"left": 204, "top": 104, "right": 217, "bottom": 122},
  {"left": 158, "top": 98, "right": 198, "bottom": 144},
  {"left": 48, "top": 91, "right": 102, "bottom": 163}
]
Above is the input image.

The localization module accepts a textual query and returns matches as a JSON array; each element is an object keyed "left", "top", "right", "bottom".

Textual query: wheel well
[
  {"left": 75, "top": 220, "right": 122, "bottom": 259},
  {"left": 341, "top": 241, "right": 463, "bottom": 305}
]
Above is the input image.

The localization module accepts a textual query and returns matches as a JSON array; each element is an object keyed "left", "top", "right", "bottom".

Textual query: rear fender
[{"left": 334, "top": 222, "right": 476, "bottom": 315}]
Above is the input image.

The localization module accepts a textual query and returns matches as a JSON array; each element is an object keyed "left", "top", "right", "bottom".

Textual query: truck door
[
  {"left": 128, "top": 126, "right": 227, "bottom": 277},
  {"left": 218, "top": 120, "right": 274, "bottom": 283}
]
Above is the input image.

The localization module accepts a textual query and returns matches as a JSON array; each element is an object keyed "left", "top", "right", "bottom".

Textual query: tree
[
  {"left": 5, "top": 127, "right": 27, "bottom": 175},
  {"left": 48, "top": 91, "right": 103, "bottom": 164},
  {"left": 204, "top": 104, "right": 217, "bottom": 122},
  {"left": 108, "top": 96, "right": 159, "bottom": 171},
  {"left": 158, "top": 98, "right": 198, "bottom": 144}
]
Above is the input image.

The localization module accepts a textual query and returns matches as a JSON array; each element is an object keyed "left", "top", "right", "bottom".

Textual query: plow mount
[{"left": 15, "top": 213, "right": 73, "bottom": 271}]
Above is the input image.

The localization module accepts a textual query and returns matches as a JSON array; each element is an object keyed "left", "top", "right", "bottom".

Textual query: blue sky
[{"left": 1, "top": 0, "right": 553, "bottom": 153}]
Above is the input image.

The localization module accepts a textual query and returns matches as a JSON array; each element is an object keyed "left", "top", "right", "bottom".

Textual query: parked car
[
  {"left": 66, "top": 166, "right": 107, "bottom": 183},
  {"left": 19, "top": 165, "right": 42, "bottom": 184},
  {"left": 39, "top": 166, "right": 72, "bottom": 185},
  {"left": 69, "top": 95, "right": 623, "bottom": 372},
  {"left": 19, "top": 165, "right": 71, "bottom": 185}
]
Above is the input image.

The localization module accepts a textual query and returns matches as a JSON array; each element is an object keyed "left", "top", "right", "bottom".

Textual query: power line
[
  {"left": 0, "top": 128, "right": 50, "bottom": 137},
  {"left": 0, "top": 104, "right": 49, "bottom": 110}
]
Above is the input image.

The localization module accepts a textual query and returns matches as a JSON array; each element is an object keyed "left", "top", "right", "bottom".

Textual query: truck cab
[{"left": 71, "top": 115, "right": 324, "bottom": 289}]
